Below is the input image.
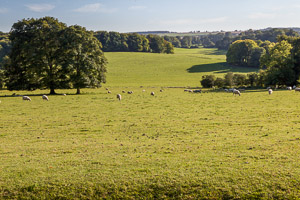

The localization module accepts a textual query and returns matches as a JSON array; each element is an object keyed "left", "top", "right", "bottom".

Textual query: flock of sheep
[
  {"left": 3, "top": 85, "right": 300, "bottom": 103},
  {"left": 22, "top": 95, "right": 49, "bottom": 101},
  {"left": 107, "top": 85, "right": 300, "bottom": 101},
  {"left": 107, "top": 88, "right": 161, "bottom": 101}
]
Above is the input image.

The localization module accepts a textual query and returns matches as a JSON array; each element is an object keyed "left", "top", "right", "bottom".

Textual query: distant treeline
[
  {"left": 161, "top": 28, "right": 299, "bottom": 50},
  {"left": 94, "top": 31, "right": 174, "bottom": 54},
  {"left": 201, "top": 35, "right": 300, "bottom": 88}
]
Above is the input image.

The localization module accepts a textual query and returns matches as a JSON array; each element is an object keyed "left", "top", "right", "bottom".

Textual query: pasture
[{"left": 0, "top": 48, "right": 300, "bottom": 199}]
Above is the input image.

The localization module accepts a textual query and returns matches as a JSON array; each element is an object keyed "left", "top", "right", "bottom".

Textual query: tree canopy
[{"left": 5, "top": 17, "right": 107, "bottom": 94}]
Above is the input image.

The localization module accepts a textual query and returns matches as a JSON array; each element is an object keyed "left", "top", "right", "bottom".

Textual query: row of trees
[
  {"left": 200, "top": 73, "right": 262, "bottom": 88},
  {"left": 161, "top": 28, "right": 299, "bottom": 50},
  {"left": 94, "top": 31, "right": 174, "bottom": 54},
  {"left": 1, "top": 17, "right": 107, "bottom": 94}
]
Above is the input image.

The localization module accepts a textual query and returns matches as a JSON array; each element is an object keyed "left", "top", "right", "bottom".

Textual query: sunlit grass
[{"left": 0, "top": 48, "right": 297, "bottom": 199}]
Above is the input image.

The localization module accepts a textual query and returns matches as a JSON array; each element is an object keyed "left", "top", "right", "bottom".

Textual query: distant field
[
  {"left": 1, "top": 48, "right": 297, "bottom": 199},
  {"left": 105, "top": 48, "right": 257, "bottom": 87}
]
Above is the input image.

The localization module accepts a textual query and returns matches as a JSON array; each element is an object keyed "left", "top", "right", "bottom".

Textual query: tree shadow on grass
[
  {"left": 201, "top": 49, "right": 227, "bottom": 55},
  {"left": 187, "top": 62, "right": 259, "bottom": 74}
]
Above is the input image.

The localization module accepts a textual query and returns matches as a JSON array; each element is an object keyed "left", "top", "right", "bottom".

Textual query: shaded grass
[{"left": 186, "top": 62, "right": 258, "bottom": 74}]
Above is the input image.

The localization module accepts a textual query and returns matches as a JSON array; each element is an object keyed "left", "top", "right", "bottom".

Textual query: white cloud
[
  {"left": 248, "top": 13, "right": 277, "bottom": 19},
  {"left": 128, "top": 6, "right": 146, "bottom": 11},
  {"left": 157, "top": 17, "right": 228, "bottom": 26},
  {"left": 0, "top": 8, "right": 8, "bottom": 14},
  {"left": 74, "top": 3, "right": 117, "bottom": 13},
  {"left": 25, "top": 4, "right": 55, "bottom": 12}
]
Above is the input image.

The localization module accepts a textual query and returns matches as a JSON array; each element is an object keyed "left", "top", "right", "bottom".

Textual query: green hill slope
[{"left": 105, "top": 48, "right": 258, "bottom": 87}]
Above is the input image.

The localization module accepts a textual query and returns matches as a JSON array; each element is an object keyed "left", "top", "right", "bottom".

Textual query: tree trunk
[
  {"left": 76, "top": 88, "right": 80, "bottom": 94},
  {"left": 50, "top": 88, "right": 56, "bottom": 94}
]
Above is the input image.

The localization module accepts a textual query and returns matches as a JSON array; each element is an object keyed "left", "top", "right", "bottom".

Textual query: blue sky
[{"left": 1, "top": 0, "right": 300, "bottom": 33}]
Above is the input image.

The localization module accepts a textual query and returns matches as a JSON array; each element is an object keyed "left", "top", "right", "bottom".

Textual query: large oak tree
[{"left": 5, "top": 17, "right": 107, "bottom": 94}]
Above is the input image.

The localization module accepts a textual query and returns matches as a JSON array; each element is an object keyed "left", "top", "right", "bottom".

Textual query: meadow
[{"left": 1, "top": 48, "right": 300, "bottom": 199}]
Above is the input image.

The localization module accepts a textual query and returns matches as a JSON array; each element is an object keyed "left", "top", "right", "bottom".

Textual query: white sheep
[
  {"left": 160, "top": 89, "right": 163, "bottom": 92},
  {"left": 233, "top": 89, "right": 241, "bottom": 96},
  {"left": 287, "top": 86, "right": 292, "bottom": 90},
  {"left": 142, "top": 89, "right": 146, "bottom": 92},
  {"left": 116, "top": 94, "right": 121, "bottom": 101},
  {"left": 151, "top": 92, "right": 155, "bottom": 96},
  {"left": 268, "top": 89, "right": 273, "bottom": 95},
  {"left": 127, "top": 91, "right": 133, "bottom": 94},
  {"left": 122, "top": 90, "right": 126, "bottom": 93},
  {"left": 23, "top": 96, "right": 31, "bottom": 101},
  {"left": 295, "top": 88, "right": 300, "bottom": 92},
  {"left": 108, "top": 91, "right": 111, "bottom": 94},
  {"left": 62, "top": 93, "right": 67, "bottom": 96},
  {"left": 42, "top": 95, "right": 49, "bottom": 101}
]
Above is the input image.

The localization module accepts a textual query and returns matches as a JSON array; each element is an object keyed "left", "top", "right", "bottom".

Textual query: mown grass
[{"left": 0, "top": 48, "right": 299, "bottom": 199}]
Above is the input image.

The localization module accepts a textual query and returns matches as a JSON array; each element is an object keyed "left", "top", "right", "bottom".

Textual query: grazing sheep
[
  {"left": 23, "top": 96, "right": 31, "bottom": 101},
  {"left": 42, "top": 95, "right": 49, "bottom": 101},
  {"left": 142, "top": 89, "right": 146, "bottom": 92},
  {"left": 116, "top": 94, "right": 121, "bottom": 101},
  {"left": 127, "top": 91, "right": 133, "bottom": 94},
  {"left": 233, "top": 89, "right": 241, "bottom": 96},
  {"left": 188, "top": 90, "right": 193, "bottom": 93},
  {"left": 151, "top": 92, "right": 155, "bottom": 96},
  {"left": 287, "top": 86, "right": 292, "bottom": 90},
  {"left": 105, "top": 88, "right": 109, "bottom": 90},
  {"left": 268, "top": 89, "right": 273, "bottom": 95},
  {"left": 122, "top": 90, "right": 126, "bottom": 93},
  {"left": 160, "top": 89, "right": 163, "bottom": 92},
  {"left": 107, "top": 91, "right": 111, "bottom": 94},
  {"left": 224, "top": 89, "right": 228, "bottom": 92},
  {"left": 193, "top": 89, "right": 202, "bottom": 93},
  {"left": 295, "top": 88, "right": 300, "bottom": 92}
]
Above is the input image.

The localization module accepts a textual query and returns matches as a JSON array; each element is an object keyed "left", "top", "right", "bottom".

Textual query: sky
[{"left": 1, "top": 0, "right": 300, "bottom": 33}]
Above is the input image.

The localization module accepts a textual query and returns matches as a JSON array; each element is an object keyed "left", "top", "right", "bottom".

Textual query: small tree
[
  {"left": 224, "top": 72, "right": 234, "bottom": 87},
  {"left": 200, "top": 75, "right": 216, "bottom": 88},
  {"left": 214, "top": 77, "right": 225, "bottom": 88},
  {"left": 233, "top": 74, "right": 247, "bottom": 87},
  {"left": 247, "top": 73, "right": 259, "bottom": 87}
]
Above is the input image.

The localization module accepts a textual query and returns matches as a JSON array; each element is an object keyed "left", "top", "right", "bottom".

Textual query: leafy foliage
[{"left": 5, "top": 17, "right": 107, "bottom": 93}]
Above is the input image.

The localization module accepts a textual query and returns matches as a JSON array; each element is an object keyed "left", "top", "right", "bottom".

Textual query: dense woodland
[{"left": 94, "top": 31, "right": 174, "bottom": 54}]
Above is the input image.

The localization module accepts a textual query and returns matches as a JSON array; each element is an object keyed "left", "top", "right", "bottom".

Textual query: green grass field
[
  {"left": 1, "top": 48, "right": 299, "bottom": 199},
  {"left": 104, "top": 48, "right": 257, "bottom": 87}
]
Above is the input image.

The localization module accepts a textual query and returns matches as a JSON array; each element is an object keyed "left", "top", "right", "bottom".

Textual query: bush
[
  {"left": 201, "top": 75, "right": 216, "bottom": 88},
  {"left": 214, "top": 77, "right": 225, "bottom": 88}
]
